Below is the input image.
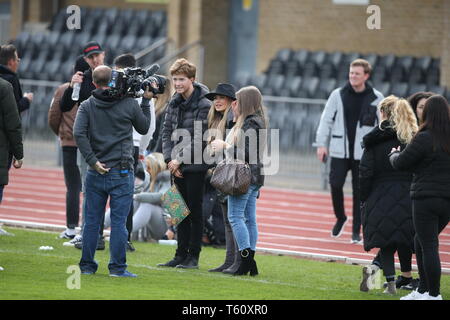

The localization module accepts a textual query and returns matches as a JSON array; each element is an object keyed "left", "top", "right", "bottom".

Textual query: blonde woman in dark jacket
[
  {"left": 203, "top": 83, "right": 238, "bottom": 273},
  {"left": 359, "top": 96, "right": 418, "bottom": 294}
]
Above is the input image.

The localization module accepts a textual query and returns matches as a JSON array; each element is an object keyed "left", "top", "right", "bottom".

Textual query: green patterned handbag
[{"left": 161, "top": 182, "right": 190, "bottom": 226}]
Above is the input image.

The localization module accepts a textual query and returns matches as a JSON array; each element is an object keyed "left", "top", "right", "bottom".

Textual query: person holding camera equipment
[
  {"left": 73, "top": 65, "right": 153, "bottom": 277},
  {"left": 158, "top": 58, "right": 211, "bottom": 269},
  {"left": 111, "top": 53, "right": 157, "bottom": 251}
]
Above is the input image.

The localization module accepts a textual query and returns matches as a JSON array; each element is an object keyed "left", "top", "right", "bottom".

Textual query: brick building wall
[{"left": 257, "top": 0, "right": 447, "bottom": 84}]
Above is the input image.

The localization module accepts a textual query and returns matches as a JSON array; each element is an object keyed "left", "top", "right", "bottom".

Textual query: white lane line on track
[
  {"left": 0, "top": 205, "right": 65, "bottom": 216},
  {"left": 0, "top": 214, "right": 65, "bottom": 224}
]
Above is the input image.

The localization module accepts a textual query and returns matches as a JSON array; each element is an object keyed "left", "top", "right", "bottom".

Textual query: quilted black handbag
[{"left": 210, "top": 159, "right": 251, "bottom": 196}]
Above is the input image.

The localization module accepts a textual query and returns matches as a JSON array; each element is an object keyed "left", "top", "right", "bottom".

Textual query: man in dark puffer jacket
[{"left": 158, "top": 58, "right": 211, "bottom": 269}]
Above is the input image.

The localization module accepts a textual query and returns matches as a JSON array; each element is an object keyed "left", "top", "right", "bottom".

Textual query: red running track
[{"left": 1, "top": 167, "right": 449, "bottom": 272}]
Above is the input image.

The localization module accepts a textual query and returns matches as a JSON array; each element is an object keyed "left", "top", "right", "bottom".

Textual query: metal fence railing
[
  {"left": 262, "top": 95, "right": 329, "bottom": 189},
  {"left": 16, "top": 82, "right": 332, "bottom": 189}
]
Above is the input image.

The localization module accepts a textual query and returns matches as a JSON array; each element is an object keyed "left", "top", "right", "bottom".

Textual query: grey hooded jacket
[
  {"left": 74, "top": 88, "right": 151, "bottom": 169},
  {"left": 314, "top": 84, "right": 384, "bottom": 160}
]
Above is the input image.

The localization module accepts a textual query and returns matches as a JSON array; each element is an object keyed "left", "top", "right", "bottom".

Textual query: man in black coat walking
[{"left": 0, "top": 44, "right": 33, "bottom": 114}]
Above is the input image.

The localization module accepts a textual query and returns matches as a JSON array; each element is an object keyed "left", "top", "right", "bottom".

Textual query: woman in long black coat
[{"left": 359, "top": 95, "right": 418, "bottom": 294}]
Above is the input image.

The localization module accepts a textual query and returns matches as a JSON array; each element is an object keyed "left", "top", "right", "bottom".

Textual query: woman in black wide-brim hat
[{"left": 204, "top": 83, "right": 242, "bottom": 274}]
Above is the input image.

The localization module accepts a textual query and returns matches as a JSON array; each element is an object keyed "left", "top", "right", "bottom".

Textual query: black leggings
[
  {"left": 375, "top": 245, "right": 413, "bottom": 281},
  {"left": 62, "top": 147, "right": 82, "bottom": 229},
  {"left": 413, "top": 197, "right": 450, "bottom": 296},
  {"left": 372, "top": 246, "right": 413, "bottom": 275}
]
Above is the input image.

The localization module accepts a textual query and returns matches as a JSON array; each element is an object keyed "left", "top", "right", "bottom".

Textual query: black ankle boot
[
  {"left": 249, "top": 249, "right": 258, "bottom": 276},
  {"left": 233, "top": 249, "right": 252, "bottom": 276}
]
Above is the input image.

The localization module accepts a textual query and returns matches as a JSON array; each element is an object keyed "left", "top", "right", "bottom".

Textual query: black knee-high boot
[{"left": 249, "top": 249, "right": 258, "bottom": 276}]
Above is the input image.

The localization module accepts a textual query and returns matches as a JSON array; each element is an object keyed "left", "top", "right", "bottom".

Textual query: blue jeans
[
  {"left": 79, "top": 168, "right": 134, "bottom": 274},
  {"left": 227, "top": 184, "right": 260, "bottom": 251}
]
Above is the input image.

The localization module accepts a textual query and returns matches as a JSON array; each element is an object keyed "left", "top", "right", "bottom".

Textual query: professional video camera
[{"left": 107, "top": 63, "right": 166, "bottom": 99}]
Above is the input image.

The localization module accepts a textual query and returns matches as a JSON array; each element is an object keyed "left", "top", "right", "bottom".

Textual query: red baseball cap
[{"left": 82, "top": 41, "right": 104, "bottom": 57}]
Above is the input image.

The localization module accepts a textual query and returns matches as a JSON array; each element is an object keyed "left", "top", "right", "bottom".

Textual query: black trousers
[
  {"left": 372, "top": 246, "right": 413, "bottom": 274},
  {"left": 62, "top": 146, "right": 82, "bottom": 229},
  {"left": 174, "top": 171, "right": 206, "bottom": 259},
  {"left": 413, "top": 197, "right": 450, "bottom": 296},
  {"left": 329, "top": 157, "right": 361, "bottom": 234},
  {"left": 377, "top": 245, "right": 413, "bottom": 281}
]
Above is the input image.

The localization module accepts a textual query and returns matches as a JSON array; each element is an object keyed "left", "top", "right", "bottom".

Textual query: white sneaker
[
  {"left": 0, "top": 227, "right": 14, "bottom": 236},
  {"left": 63, "top": 235, "right": 82, "bottom": 247},
  {"left": 400, "top": 290, "right": 429, "bottom": 300},
  {"left": 360, "top": 264, "right": 380, "bottom": 292},
  {"left": 418, "top": 293, "right": 443, "bottom": 300}
]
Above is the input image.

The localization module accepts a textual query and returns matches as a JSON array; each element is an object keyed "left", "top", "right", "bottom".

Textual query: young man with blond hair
[
  {"left": 159, "top": 58, "right": 211, "bottom": 269},
  {"left": 315, "top": 59, "right": 384, "bottom": 243}
]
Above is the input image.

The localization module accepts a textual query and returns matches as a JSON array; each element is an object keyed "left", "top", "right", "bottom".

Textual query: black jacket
[
  {"left": 73, "top": 88, "right": 151, "bottom": 169},
  {"left": 161, "top": 82, "right": 211, "bottom": 173},
  {"left": 0, "top": 78, "right": 23, "bottom": 185},
  {"left": 60, "top": 69, "right": 95, "bottom": 112},
  {"left": 0, "top": 65, "right": 30, "bottom": 113},
  {"left": 226, "top": 114, "right": 266, "bottom": 187},
  {"left": 359, "top": 122, "right": 414, "bottom": 251},
  {"left": 389, "top": 130, "right": 450, "bottom": 199}
]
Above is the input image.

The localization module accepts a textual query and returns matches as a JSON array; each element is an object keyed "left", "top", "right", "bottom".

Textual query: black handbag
[{"left": 210, "top": 159, "right": 251, "bottom": 196}]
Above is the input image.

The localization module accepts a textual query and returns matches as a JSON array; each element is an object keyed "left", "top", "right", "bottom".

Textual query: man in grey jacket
[
  {"left": 314, "top": 59, "right": 383, "bottom": 243},
  {"left": 74, "top": 65, "right": 152, "bottom": 277}
]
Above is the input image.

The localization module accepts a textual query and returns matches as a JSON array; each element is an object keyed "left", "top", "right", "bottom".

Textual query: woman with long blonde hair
[
  {"left": 359, "top": 95, "right": 418, "bottom": 295},
  {"left": 148, "top": 77, "right": 173, "bottom": 153},
  {"left": 211, "top": 85, "right": 268, "bottom": 276},
  {"left": 130, "top": 152, "right": 170, "bottom": 240},
  {"left": 203, "top": 83, "right": 239, "bottom": 273}
]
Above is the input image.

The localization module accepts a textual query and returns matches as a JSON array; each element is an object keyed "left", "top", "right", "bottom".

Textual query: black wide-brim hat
[{"left": 205, "top": 83, "right": 237, "bottom": 101}]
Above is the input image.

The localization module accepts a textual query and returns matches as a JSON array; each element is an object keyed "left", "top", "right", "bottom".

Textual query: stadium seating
[
  {"left": 238, "top": 49, "right": 449, "bottom": 151},
  {"left": 237, "top": 48, "right": 447, "bottom": 101},
  {"left": 11, "top": 7, "right": 167, "bottom": 132}
]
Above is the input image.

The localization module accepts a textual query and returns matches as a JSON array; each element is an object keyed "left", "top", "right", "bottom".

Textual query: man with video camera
[{"left": 73, "top": 65, "right": 153, "bottom": 277}]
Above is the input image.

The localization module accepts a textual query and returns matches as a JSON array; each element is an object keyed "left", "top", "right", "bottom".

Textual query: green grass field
[{"left": 0, "top": 227, "right": 448, "bottom": 300}]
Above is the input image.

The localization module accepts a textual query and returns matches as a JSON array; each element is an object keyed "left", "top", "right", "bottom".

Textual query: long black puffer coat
[{"left": 359, "top": 121, "right": 414, "bottom": 252}]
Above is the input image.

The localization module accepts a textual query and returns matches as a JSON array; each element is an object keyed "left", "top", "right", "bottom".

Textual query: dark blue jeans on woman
[{"left": 79, "top": 168, "right": 134, "bottom": 274}]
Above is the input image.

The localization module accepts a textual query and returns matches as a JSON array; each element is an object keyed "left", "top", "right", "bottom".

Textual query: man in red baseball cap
[{"left": 58, "top": 41, "right": 106, "bottom": 245}]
